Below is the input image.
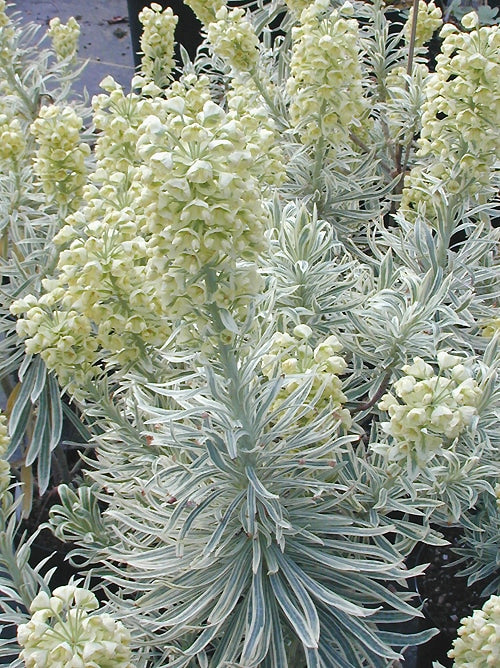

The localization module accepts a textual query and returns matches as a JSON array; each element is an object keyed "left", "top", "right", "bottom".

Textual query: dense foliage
[{"left": 0, "top": 1, "right": 498, "bottom": 666}]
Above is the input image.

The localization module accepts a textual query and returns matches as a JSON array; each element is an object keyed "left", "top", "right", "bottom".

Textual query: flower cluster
[
  {"left": 0, "top": 113, "right": 25, "bottom": 161},
  {"left": 0, "top": 0, "right": 7, "bottom": 28},
  {"left": 207, "top": 6, "right": 260, "bottom": 72},
  {"left": 401, "top": 13, "right": 500, "bottom": 219},
  {"left": 226, "top": 73, "right": 286, "bottom": 193},
  {"left": 10, "top": 85, "right": 155, "bottom": 380},
  {"left": 262, "top": 325, "right": 351, "bottom": 428},
  {"left": 47, "top": 16, "right": 80, "bottom": 62},
  {"left": 30, "top": 105, "right": 90, "bottom": 209},
  {"left": 13, "top": 71, "right": 278, "bottom": 385},
  {"left": 17, "top": 585, "right": 133, "bottom": 668},
  {"left": 91, "top": 75, "right": 155, "bottom": 173},
  {"left": 448, "top": 594, "right": 500, "bottom": 667},
  {"left": 404, "top": 0, "right": 442, "bottom": 47},
  {"left": 377, "top": 353, "right": 483, "bottom": 466},
  {"left": 0, "top": 0, "right": 14, "bottom": 60},
  {"left": 12, "top": 298, "right": 99, "bottom": 393},
  {"left": 135, "top": 3, "right": 178, "bottom": 93},
  {"left": 286, "top": 0, "right": 367, "bottom": 147},
  {"left": 11, "top": 79, "right": 169, "bottom": 380},
  {"left": 55, "top": 209, "right": 170, "bottom": 358},
  {"left": 419, "top": 14, "right": 499, "bottom": 177},
  {"left": 136, "top": 73, "right": 271, "bottom": 322},
  {"left": 183, "top": 0, "right": 225, "bottom": 26}
]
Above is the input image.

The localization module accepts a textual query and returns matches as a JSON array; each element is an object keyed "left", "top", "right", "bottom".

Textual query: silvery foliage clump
[
  {"left": 0, "top": 2, "right": 92, "bottom": 513},
  {"left": 0, "top": 5, "right": 94, "bottom": 662},
  {"left": 0, "top": 0, "right": 499, "bottom": 666}
]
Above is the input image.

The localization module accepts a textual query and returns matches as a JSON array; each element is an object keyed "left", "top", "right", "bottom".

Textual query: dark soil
[
  {"left": 414, "top": 527, "right": 492, "bottom": 667},
  {"left": 21, "top": 490, "right": 80, "bottom": 589}
]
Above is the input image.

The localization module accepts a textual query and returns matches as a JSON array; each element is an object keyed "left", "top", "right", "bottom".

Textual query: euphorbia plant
[
  {"left": 0, "top": 1, "right": 92, "bottom": 515},
  {"left": 1, "top": 1, "right": 499, "bottom": 666}
]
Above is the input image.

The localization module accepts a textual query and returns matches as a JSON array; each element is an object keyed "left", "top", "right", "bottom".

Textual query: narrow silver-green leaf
[
  {"left": 240, "top": 564, "right": 268, "bottom": 665},
  {"left": 202, "top": 491, "right": 245, "bottom": 557},
  {"left": 273, "top": 551, "right": 321, "bottom": 643},
  {"left": 29, "top": 356, "right": 46, "bottom": 403},
  {"left": 208, "top": 548, "right": 251, "bottom": 624},
  {"left": 25, "top": 384, "right": 49, "bottom": 466},
  {"left": 269, "top": 573, "right": 318, "bottom": 649},
  {"left": 48, "top": 372, "right": 62, "bottom": 450},
  {"left": 36, "top": 416, "right": 51, "bottom": 494},
  {"left": 8, "top": 361, "right": 38, "bottom": 436},
  {"left": 245, "top": 466, "right": 279, "bottom": 499}
]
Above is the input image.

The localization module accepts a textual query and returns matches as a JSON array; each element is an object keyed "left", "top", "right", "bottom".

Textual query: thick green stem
[
  {"left": 251, "top": 72, "right": 285, "bottom": 125},
  {"left": 312, "top": 132, "right": 326, "bottom": 191},
  {"left": 51, "top": 442, "right": 71, "bottom": 486},
  {"left": 405, "top": 0, "right": 421, "bottom": 80}
]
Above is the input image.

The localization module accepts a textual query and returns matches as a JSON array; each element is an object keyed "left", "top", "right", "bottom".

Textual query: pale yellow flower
[
  {"left": 136, "top": 3, "right": 178, "bottom": 91},
  {"left": 448, "top": 594, "right": 500, "bottom": 667},
  {"left": 284, "top": 0, "right": 312, "bottom": 16},
  {"left": 404, "top": 0, "right": 442, "bottom": 47},
  {"left": 207, "top": 6, "right": 260, "bottom": 72},
  {"left": 377, "top": 354, "right": 482, "bottom": 465},
  {"left": 286, "top": 0, "right": 367, "bottom": 148},
  {"left": 47, "top": 16, "right": 80, "bottom": 61},
  {"left": 481, "top": 317, "right": 500, "bottom": 339},
  {"left": 18, "top": 586, "right": 133, "bottom": 668},
  {"left": 0, "top": 412, "right": 9, "bottom": 457},
  {"left": 183, "top": 0, "right": 225, "bottom": 26}
]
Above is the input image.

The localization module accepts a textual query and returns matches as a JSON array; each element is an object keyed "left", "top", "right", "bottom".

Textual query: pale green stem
[
  {"left": 310, "top": 102, "right": 328, "bottom": 193},
  {"left": 251, "top": 71, "right": 286, "bottom": 126},
  {"left": 393, "top": 0, "right": 421, "bottom": 188},
  {"left": 406, "top": 0, "right": 420, "bottom": 79},
  {"left": 203, "top": 271, "right": 258, "bottom": 450}
]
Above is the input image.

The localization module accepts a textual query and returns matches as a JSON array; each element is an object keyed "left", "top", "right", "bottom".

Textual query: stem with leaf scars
[
  {"left": 393, "top": 0, "right": 420, "bottom": 189},
  {"left": 353, "top": 370, "right": 392, "bottom": 413}
]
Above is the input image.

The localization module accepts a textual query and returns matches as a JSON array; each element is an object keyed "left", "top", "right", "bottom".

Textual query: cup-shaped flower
[
  {"left": 47, "top": 17, "right": 80, "bottom": 62},
  {"left": 404, "top": 0, "right": 442, "bottom": 47},
  {"left": 136, "top": 3, "right": 178, "bottom": 92},
  {"left": 448, "top": 594, "right": 500, "bottom": 666},
  {"left": 376, "top": 354, "right": 482, "bottom": 467},
  {"left": 286, "top": 0, "right": 367, "bottom": 148},
  {"left": 17, "top": 586, "right": 133, "bottom": 668}
]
